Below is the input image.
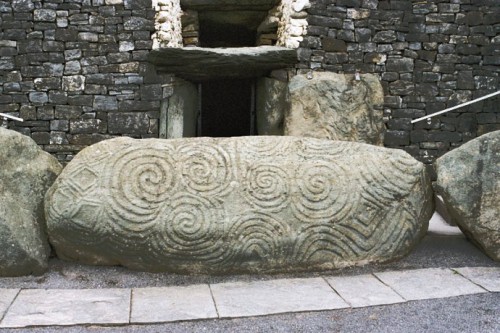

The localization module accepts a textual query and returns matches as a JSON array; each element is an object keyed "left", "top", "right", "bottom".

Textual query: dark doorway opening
[
  {"left": 198, "top": 11, "right": 267, "bottom": 47},
  {"left": 200, "top": 79, "right": 255, "bottom": 137}
]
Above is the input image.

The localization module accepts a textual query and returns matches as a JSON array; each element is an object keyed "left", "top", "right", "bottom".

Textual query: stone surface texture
[
  {"left": 131, "top": 285, "right": 218, "bottom": 323},
  {"left": 284, "top": 72, "right": 385, "bottom": 145},
  {"left": 0, "top": 128, "right": 62, "bottom": 276},
  {"left": 210, "top": 277, "right": 348, "bottom": 318},
  {"left": 256, "top": 77, "right": 287, "bottom": 135},
  {"left": 45, "top": 136, "right": 433, "bottom": 274},
  {"left": 148, "top": 46, "right": 297, "bottom": 81},
  {"left": 326, "top": 274, "right": 405, "bottom": 308},
  {"left": 435, "top": 131, "right": 500, "bottom": 261},
  {"left": 375, "top": 268, "right": 487, "bottom": 301},
  {"left": 0, "top": 289, "right": 130, "bottom": 328}
]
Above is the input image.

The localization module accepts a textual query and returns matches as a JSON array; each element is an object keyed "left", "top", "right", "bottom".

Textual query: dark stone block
[
  {"left": 457, "top": 71, "right": 474, "bottom": 90},
  {"left": 325, "top": 52, "right": 349, "bottom": 64},
  {"left": 123, "top": 17, "right": 154, "bottom": 31},
  {"left": 389, "top": 80, "right": 415, "bottom": 95},
  {"left": 37, "top": 106, "right": 54, "bottom": 120},
  {"left": 373, "top": 30, "right": 396, "bottom": 43},
  {"left": 67, "top": 95, "right": 93, "bottom": 107},
  {"left": 31, "top": 132, "right": 50, "bottom": 145},
  {"left": 140, "top": 84, "right": 162, "bottom": 101},
  {"left": 93, "top": 95, "right": 118, "bottom": 111},
  {"left": 384, "top": 130, "right": 410, "bottom": 146},
  {"left": 386, "top": 57, "right": 414, "bottom": 72},
  {"left": 70, "top": 119, "right": 107, "bottom": 134},
  {"left": 321, "top": 38, "right": 347, "bottom": 52},
  {"left": 107, "top": 112, "right": 150, "bottom": 135},
  {"left": 355, "top": 28, "right": 371, "bottom": 42},
  {"left": 55, "top": 105, "right": 83, "bottom": 119},
  {"left": 308, "top": 15, "right": 343, "bottom": 29},
  {"left": 118, "top": 100, "right": 160, "bottom": 111}
]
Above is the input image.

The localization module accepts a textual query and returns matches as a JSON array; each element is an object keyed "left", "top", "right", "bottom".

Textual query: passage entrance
[{"left": 200, "top": 79, "right": 255, "bottom": 137}]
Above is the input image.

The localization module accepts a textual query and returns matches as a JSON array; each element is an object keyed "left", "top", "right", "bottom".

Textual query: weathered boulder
[
  {"left": 46, "top": 136, "right": 433, "bottom": 274},
  {"left": 284, "top": 72, "right": 385, "bottom": 145},
  {"left": 0, "top": 128, "right": 62, "bottom": 276},
  {"left": 435, "top": 130, "right": 500, "bottom": 261}
]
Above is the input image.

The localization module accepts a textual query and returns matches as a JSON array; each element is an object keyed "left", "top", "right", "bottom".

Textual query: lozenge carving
[{"left": 46, "top": 136, "right": 433, "bottom": 273}]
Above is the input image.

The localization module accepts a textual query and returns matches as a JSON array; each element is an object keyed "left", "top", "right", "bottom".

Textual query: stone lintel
[
  {"left": 180, "top": 0, "right": 279, "bottom": 11},
  {"left": 148, "top": 46, "right": 297, "bottom": 81}
]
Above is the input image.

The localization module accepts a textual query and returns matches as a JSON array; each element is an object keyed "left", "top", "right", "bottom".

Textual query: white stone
[
  {"left": 0, "top": 289, "right": 19, "bottom": 320},
  {"left": 292, "top": 0, "right": 311, "bottom": 12},
  {"left": 210, "top": 278, "right": 348, "bottom": 318},
  {"left": 131, "top": 285, "right": 217, "bottom": 323},
  {"left": 119, "top": 41, "right": 135, "bottom": 52},
  {"left": 0, "top": 289, "right": 130, "bottom": 328},
  {"left": 454, "top": 267, "right": 500, "bottom": 292},
  {"left": 326, "top": 275, "right": 405, "bottom": 308},
  {"left": 375, "top": 268, "right": 487, "bottom": 301}
]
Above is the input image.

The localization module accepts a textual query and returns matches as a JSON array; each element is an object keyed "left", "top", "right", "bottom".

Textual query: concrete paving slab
[
  {"left": 325, "top": 274, "right": 405, "bottom": 308},
  {"left": 0, "top": 289, "right": 130, "bottom": 328},
  {"left": 375, "top": 268, "right": 487, "bottom": 301},
  {"left": 210, "top": 277, "right": 349, "bottom": 318},
  {"left": 454, "top": 267, "right": 500, "bottom": 292},
  {"left": 131, "top": 284, "right": 218, "bottom": 323},
  {"left": 0, "top": 289, "right": 19, "bottom": 321}
]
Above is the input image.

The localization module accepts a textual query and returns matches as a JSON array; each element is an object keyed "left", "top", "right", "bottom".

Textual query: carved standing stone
[
  {"left": 284, "top": 72, "right": 385, "bottom": 145},
  {"left": 435, "top": 130, "right": 500, "bottom": 261},
  {"left": 0, "top": 128, "right": 62, "bottom": 276},
  {"left": 46, "top": 136, "right": 432, "bottom": 274}
]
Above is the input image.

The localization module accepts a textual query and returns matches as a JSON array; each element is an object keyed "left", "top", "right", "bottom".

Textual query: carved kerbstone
[
  {"left": 435, "top": 130, "right": 500, "bottom": 261},
  {"left": 46, "top": 136, "right": 433, "bottom": 274}
]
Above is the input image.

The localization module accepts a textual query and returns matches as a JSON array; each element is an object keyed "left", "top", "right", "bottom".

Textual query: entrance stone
[
  {"left": 0, "top": 128, "right": 62, "bottom": 276},
  {"left": 45, "top": 136, "right": 432, "bottom": 274},
  {"left": 435, "top": 130, "right": 500, "bottom": 261},
  {"left": 284, "top": 72, "right": 385, "bottom": 145}
]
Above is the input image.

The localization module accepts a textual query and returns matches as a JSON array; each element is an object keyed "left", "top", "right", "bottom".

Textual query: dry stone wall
[
  {"left": 0, "top": 0, "right": 499, "bottom": 166},
  {"left": 298, "top": 0, "right": 500, "bottom": 166},
  {"left": 0, "top": 0, "right": 168, "bottom": 163}
]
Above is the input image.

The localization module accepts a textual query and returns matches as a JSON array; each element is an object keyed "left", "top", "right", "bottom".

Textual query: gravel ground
[{"left": 0, "top": 233, "right": 497, "bottom": 290}]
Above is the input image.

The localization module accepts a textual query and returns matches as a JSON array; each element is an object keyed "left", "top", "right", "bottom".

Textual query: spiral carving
[
  {"left": 154, "top": 193, "right": 225, "bottom": 262},
  {"left": 106, "top": 146, "right": 176, "bottom": 233},
  {"left": 292, "top": 162, "right": 353, "bottom": 223},
  {"left": 243, "top": 164, "right": 290, "bottom": 211},
  {"left": 223, "top": 212, "right": 291, "bottom": 267},
  {"left": 177, "top": 143, "right": 233, "bottom": 197}
]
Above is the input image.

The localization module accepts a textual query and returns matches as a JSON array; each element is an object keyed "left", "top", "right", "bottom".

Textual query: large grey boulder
[
  {"left": 0, "top": 128, "right": 62, "bottom": 276},
  {"left": 435, "top": 130, "right": 500, "bottom": 261},
  {"left": 46, "top": 136, "right": 433, "bottom": 274},
  {"left": 284, "top": 72, "right": 385, "bottom": 145}
]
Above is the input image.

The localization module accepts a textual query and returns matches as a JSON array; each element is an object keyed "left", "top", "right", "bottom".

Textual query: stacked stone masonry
[
  {"left": 0, "top": 0, "right": 499, "bottom": 165},
  {"left": 298, "top": 0, "right": 500, "bottom": 164}
]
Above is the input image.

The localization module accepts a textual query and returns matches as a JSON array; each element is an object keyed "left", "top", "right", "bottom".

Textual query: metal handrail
[
  {"left": 411, "top": 90, "right": 500, "bottom": 124},
  {"left": 0, "top": 113, "right": 24, "bottom": 122}
]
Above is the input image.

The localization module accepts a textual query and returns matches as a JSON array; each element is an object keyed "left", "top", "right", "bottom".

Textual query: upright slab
[
  {"left": 46, "top": 136, "right": 433, "bottom": 274},
  {"left": 435, "top": 130, "right": 500, "bottom": 261}
]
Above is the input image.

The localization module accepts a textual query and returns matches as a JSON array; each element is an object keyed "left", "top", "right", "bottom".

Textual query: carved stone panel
[{"left": 45, "top": 136, "right": 433, "bottom": 274}]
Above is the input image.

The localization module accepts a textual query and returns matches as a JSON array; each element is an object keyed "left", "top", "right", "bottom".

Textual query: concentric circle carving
[
  {"left": 292, "top": 162, "right": 353, "bottom": 223},
  {"left": 154, "top": 193, "right": 225, "bottom": 262},
  {"left": 177, "top": 143, "right": 233, "bottom": 197},
  {"left": 105, "top": 146, "right": 176, "bottom": 233},
  {"left": 243, "top": 164, "right": 290, "bottom": 211}
]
